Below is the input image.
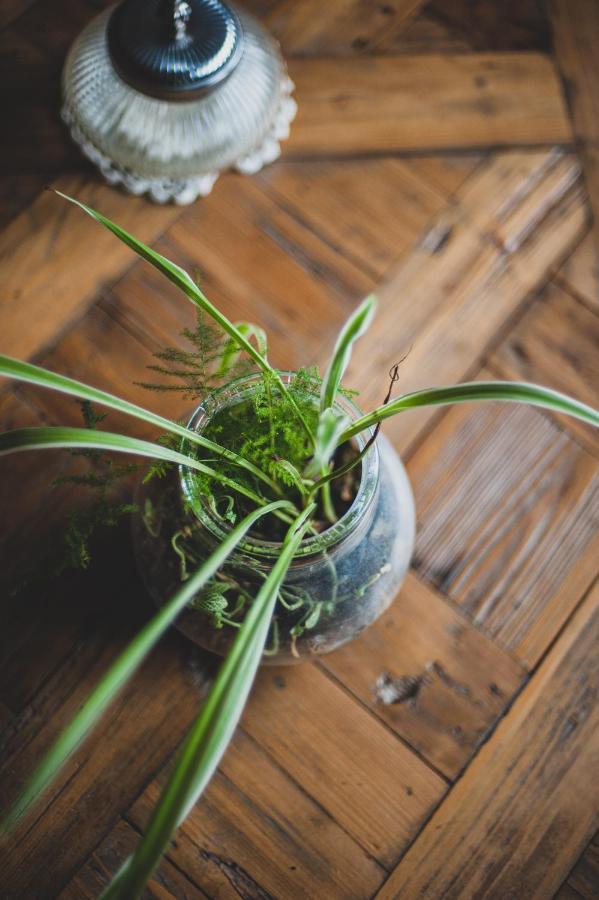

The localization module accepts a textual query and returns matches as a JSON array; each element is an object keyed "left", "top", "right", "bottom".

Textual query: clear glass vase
[{"left": 132, "top": 375, "right": 415, "bottom": 664}]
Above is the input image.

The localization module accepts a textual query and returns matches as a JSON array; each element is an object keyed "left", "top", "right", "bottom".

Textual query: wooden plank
[
  {"left": 404, "top": 154, "right": 483, "bottom": 198},
  {"left": 0, "top": 570, "right": 211, "bottom": 898},
  {"left": 59, "top": 818, "right": 206, "bottom": 899},
  {"left": 0, "top": 0, "right": 114, "bottom": 180},
  {"left": 556, "top": 231, "right": 599, "bottom": 313},
  {"left": 409, "top": 381, "right": 599, "bottom": 668},
  {"left": 0, "top": 177, "right": 183, "bottom": 362},
  {"left": 0, "top": 174, "right": 47, "bottom": 232},
  {"left": 551, "top": 0, "right": 599, "bottom": 258},
  {"left": 491, "top": 281, "right": 599, "bottom": 455},
  {"left": 426, "top": 0, "right": 551, "bottom": 53},
  {"left": 163, "top": 177, "right": 373, "bottom": 370},
  {"left": 0, "top": 0, "right": 37, "bottom": 30},
  {"left": 376, "top": 581, "right": 599, "bottom": 900},
  {"left": 342, "top": 150, "right": 587, "bottom": 453},
  {"left": 265, "top": 0, "right": 426, "bottom": 56},
  {"left": 374, "top": 9, "right": 473, "bottom": 55},
  {"left": 561, "top": 832, "right": 599, "bottom": 900},
  {"left": 128, "top": 728, "right": 385, "bottom": 899},
  {"left": 241, "top": 662, "right": 446, "bottom": 867},
  {"left": 259, "top": 157, "right": 449, "bottom": 279},
  {"left": 321, "top": 572, "right": 525, "bottom": 779},
  {"left": 287, "top": 54, "right": 572, "bottom": 157}
]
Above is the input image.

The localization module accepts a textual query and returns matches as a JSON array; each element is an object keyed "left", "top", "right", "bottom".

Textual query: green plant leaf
[
  {"left": 1, "top": 499, "right": 294, "bottom": 831},
  {"left": 217, "top": 322, "right": 268, "bottom": 377},
  {"left": 0, "top": 354, "right": 280, "bottom": 495},
  {"left": 341, "top": 380, "right": 599, "bottom": 442},
  {"left": 54, "top": 192, "right": 315, "bottom": 446},
  {"left": 320, "top": 294, "right": 376, "bottom": 412},
  {"left": 0, "top": 426, "right": 266, "bottom": 507},
  {"left": 101, "top": 504, "right": 316, "bottom": 900},
  {"left": 305, "top": 407, "right": 350, "bottom": 479}
]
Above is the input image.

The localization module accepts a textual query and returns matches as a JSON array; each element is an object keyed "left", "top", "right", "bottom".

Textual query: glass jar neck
[{"left": 179, "top": 372, "right": 380, "bottom": 566}]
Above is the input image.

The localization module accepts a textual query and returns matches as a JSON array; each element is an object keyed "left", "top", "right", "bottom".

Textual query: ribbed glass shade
[{"left": 62, "top": 4, "right": 296, "bottom": 204}]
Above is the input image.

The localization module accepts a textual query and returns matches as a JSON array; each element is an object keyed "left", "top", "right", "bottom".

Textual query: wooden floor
[{"left": 1, "top": 1, "right": 598, "bottom": 897}]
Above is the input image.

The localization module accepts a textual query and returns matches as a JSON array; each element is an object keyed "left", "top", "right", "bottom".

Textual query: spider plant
[{"left": 1, "top": 195, "right": 597, "bottom": 899}]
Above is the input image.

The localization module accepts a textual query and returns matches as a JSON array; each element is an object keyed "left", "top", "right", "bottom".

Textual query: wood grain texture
[
  {"left": 0, "top": 178, "right": 183, "bottom": 362},
  {"left": 343, "top": 150, "right": 587, "bottom": 452},
  {"left": 265, "top": 0, "right": 426, "bottom": 56},
  {"left": 241, "top": 663, "right": 445, "bottom": 867},
  {"left": 556, "top": 231, "right": 599, "bottom": 312},
  {"left": 1, "top": 1, "right": 598, "bottom": 893},
  {"left": 127, "top": 728, "right": 385, "bottom": 898},
  {"left": 259, "top": 157, "right": 448, "bottom": 279},
  {"left": 426, "top": 0, "right": 551, "bottom": 53},
  {"left": 491, "top": 281, "right": 599, "bottom": 455},
  {"left": 409, "top": 385, "right": 599, "bottom": 668},
  {"left": 376, "top": 580, "right": 599, "bottom": 900},
  {"left": 320, "top": 572, "right": 525, "bottom": 779},
  {"left": 0, "top": 546, "right": 212, "bottom": 898},
  {"left": 559, "top": 831, "right": 599, "bottom": 900},
  {"left": 59, "top": 818, "right": 206, "bottom": 899},
  {"left": 288, "top": 53, "right": 571, "bottom": 156},
  {"left": 551, "top": 0, "right": 599, "bottom": 257}
]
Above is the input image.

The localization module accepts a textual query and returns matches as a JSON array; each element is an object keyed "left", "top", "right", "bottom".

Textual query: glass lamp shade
[{"left": 61, "top": 2, "right": 297, "bottom": 204}]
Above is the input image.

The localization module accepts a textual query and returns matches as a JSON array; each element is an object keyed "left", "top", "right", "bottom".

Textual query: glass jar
[
  {"left": 61, "top": 2, "right": 297, "bottom": 204},
  {"left": 132, "top": 374, "right": 415, "bottom": 664}
]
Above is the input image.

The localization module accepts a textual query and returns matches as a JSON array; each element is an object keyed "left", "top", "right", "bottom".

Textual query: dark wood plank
[
  {"left": 409, "top": 382, "right": 599, "bottom": 668},
  {"left": 491, "top": 281, "right": 599, "bottom": 455},
  {"left": 563, "top": 832, "right": 599, "bottom": 900},
  {"left": 320, "top": 572, "right": 525, "bottom": 779},
  {"left": 265, "top": 0, "right": 426, "bottom": 56},
  {"left": 0, "top": 0, "right": 37, "bottom": 30},
  {"left": 376, "top": 581, "right": 599, "bottom": 899},
  {"left": 0, "top": 0, "right": 114, "bottom": 180},
  {"left": 426, "top": 0, "right": 551, "bottom": 53},
  {"left": 59, "top": 818, "right": 206, "bottom": 899},
  {"left": 128, "top": 728, "right": 386, "bottom": 899},
  {"left": 551, "top": 0, "right": 599, "bottom": 258},
  {"left": 287, "top": 54, "right": 571, "bottom": 156},
  {"left": 0, "top": 548, "right": 213, "bottom": 898}
]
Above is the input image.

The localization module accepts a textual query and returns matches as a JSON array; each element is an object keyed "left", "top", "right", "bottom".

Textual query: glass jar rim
[{"left": 179, "top": 371, "right": 379, "bottom": 561}]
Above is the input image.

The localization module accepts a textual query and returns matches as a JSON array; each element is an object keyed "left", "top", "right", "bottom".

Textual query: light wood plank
[
  {"left": 241, "top": 662, "right": 446, "bottom": 867},
  {"left": 321, "top": 572, "right": 525, "bottom": 779},
  {"left": 128, "top": 728, "right": 385, "bottom": 899},
  {"left": 259, "top": 157, "right": 449, "bottom": 279},
  {"left": 409, "top": 381, "right": 599, "bottom": 668},
  {"left": 0, "top": 176, "right": 183, "bottom": 362},
  {"left": 376, "top": 581, "right": 599, "bottom": 899},
  {"left": 342, "top": 150, "right": 587, "bottom": 453},
  {"left": 551, "top": 0, "right": 599, "bottom": 258},
  {"left": 288, "top": 53, "right": 572, "bottom": 156},
  {"left": 491, "top": 281, "right": 599, "bottom": 455},
  {"left": 556, "top": 231, "right": 599, "bottom": 312}
]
